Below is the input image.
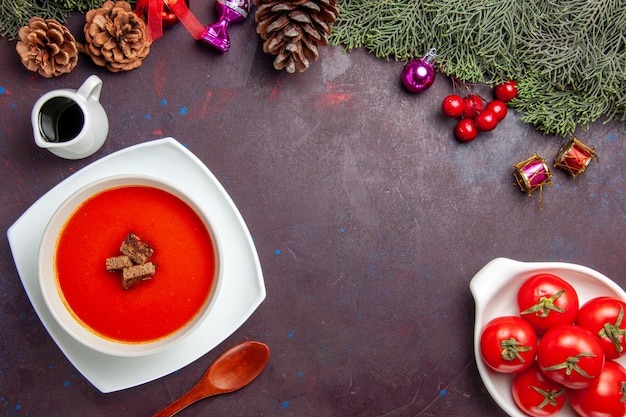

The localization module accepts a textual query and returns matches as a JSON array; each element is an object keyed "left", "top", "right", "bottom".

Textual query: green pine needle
[
  {"left": 330, "top": 0, "right": 626, "bottom": 137},
  {"left": 0, "top": 0, "right": 117, "bottom": 39}
]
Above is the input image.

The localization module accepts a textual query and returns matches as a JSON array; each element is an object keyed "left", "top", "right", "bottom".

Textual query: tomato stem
[
  {"left": 542, "top": 353, "right": 597, "bottom": 378},
  {"left": 500, "top": 337, "right": 532, "bottom": 362},
  {"left": 530, "top": 385, "right": 565, "bottom": 410},
  {"left": 520, "top": 289, "right": 567, "bottom": 318},
  {"left": 598, "top": 304, "right": 626, "bottom": 356}
]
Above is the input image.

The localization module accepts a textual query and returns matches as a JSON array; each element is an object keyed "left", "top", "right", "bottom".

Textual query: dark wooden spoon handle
[{"left": 152, "top": 387, "right": 214, "bottom": 417}]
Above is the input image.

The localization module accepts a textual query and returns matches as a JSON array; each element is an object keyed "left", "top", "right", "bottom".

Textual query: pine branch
[
  {"left": 0, "top": 0, "right": 115, "bottom": 40},
  {"left": 330, "top": 0, "right": 626, "bottom": 137}
]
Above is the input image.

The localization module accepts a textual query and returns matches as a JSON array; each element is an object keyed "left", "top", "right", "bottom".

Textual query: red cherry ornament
[
  {"left": 494, "top": 80, "right": 518, "bottom": 102},
  {"left": 486, "top": 100, "right": 508, "bottom": 121},
  {"left": 455, "top": 118, "right": 478, "bottom": 142},
  {"left": 475, "top": 109, "right": 498, "bottom": 132},
  {"left": 462, "top": 94, "right": 484, "bottom": 118},
  {"left": 441, "top": 95, "right": 465, "bottom": 118},
  {"left": 402, "top": 49, "right": 437, "bottom": 93}
]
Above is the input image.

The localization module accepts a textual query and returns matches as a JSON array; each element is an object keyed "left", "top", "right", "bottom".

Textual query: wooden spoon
[{"left": 152, "top": 341, "right": 270, "bottom": 417}]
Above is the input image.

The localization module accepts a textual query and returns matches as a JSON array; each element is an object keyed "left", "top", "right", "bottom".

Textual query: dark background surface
[{"left": 1, "top": 5, "right": 625, "bottom": 417}]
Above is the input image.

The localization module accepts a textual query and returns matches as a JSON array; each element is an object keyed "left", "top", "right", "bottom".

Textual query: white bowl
[
  {"left": 470, "top": 257, "right": 626, "bottom": 417},
  {"left": 38, "top": 175, "right": 222, "bottom": 357}
]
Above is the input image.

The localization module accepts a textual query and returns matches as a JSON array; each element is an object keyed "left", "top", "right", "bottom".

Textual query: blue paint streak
[
  {"left": 288, "top": 332, "right": 294, "bottom": 338},
  {"left": 161, "top": 99, "right": 167, "bottom": 105},
  {"left": 145, "top": 114, "right": 151, "bottom": 119},
  {"left": 275, "top": 249, "right": 281, "bottom": 255},
  {"left": 63, "top": 380, "right": 70, "bottom": 387},
  {"left": 282, "top": 401, "right": 289, "bottom": 409},
  {"left": 439, "top": 389, "right": 447, "bottom": 396},
  {"left": 179, "top": 107, "right": 188, "bottom": 115},
  {"left": 0, "top": 86, "right": 5, "bottom": 94}
]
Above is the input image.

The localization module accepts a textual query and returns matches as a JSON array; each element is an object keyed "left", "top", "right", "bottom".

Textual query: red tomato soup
[{"left": 54, "top": 185, "right": 216, "bottom": 343}]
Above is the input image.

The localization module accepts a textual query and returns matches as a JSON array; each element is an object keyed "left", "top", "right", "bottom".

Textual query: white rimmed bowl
[
  {"left": 38, "top": 174, "right": 222, "bottom": 357},
  {"left": 470, "top": 257, "right": 626, "bottom": 417}
]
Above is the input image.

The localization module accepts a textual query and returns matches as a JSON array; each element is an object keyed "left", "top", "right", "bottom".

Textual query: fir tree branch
[
  {"left": 330, "top": 0, "right": 626, "bottom": 137},
  {"left": 0, "top": 0, "right": 122, "bottom": 40}
]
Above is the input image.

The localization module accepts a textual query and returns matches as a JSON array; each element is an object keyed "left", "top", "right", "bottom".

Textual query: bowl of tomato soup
[{"left": 38, "top": 175, "right": 221, "bottom": 357}]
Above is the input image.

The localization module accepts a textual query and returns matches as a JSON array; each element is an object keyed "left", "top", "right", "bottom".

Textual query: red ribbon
[
  {"left": 136, "top": 0, "right": 164, "bottom": 41},
  {"left": 136, "top": 0, "right": 204, "bottom": 41},
  {"left": 165, "top": 0, "right": 205, "bottom": 40}
]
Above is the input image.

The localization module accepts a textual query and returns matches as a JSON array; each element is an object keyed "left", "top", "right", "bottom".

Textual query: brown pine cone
[
  {"left": 81, "top": 1, "right": 151, "bottom": 72},
  {"left": 15, "top": 17, "right": 78, "bottom": 78},
  {"left": 254, "top": 0, "right": 339, "bottom": 73}
]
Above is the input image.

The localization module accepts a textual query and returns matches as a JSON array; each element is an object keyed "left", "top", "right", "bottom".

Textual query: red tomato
[
  {"left": 577, "top": 296, "right": 626, "bottom": 359},
  {"left": 455, "top": 118, "right": 478, "bottom": 142},
  {"left": 569, "top": 360, "right": 626, "bottom": 417},
  {"left": 486, "top": 100, "right": 508, "bottom": 121},
  {"left": 480, "top": 316, "right": 537, "bottom": 373},
  {"left": 517, "top": 273, "right": 579, "bottom": 333},
  {"left": 494, "top": 80, "right": 518, "bottom": 102},
  {"left": 537, "top": 324, "right": 605, "bottom": 389},
  {"left": 441, "top": 94, "right": 465, "bottom": 118},
  {"left": 512, "top": 364, "right": 567, "bottom": 417},
  {"left": 474, "top": 109, "right": 498, "bottom": 132},
  {"left": 462, "top": 94, "right": 484, "bottom": 118}
]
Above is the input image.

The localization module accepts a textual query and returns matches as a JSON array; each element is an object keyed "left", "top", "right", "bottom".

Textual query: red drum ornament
[
  {"left": 514, "top": 154, "right": 552, "bottom": 208},
  {"left": 554, "top": 137, "right": 596, "bottom": 178},
  {"left": 401, "top": 49, "right": 437, "bottom": 93}
]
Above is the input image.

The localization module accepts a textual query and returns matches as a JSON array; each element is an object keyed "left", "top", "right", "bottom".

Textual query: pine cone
[
  {"left": 254, "top": 0, "right": 338, "bottom": 73},
  {"left": 15, "top": 17, "right": 78, "bottom": 78},
  {"left": 81, "top": 1, "right": 151, "bottom": 72}
]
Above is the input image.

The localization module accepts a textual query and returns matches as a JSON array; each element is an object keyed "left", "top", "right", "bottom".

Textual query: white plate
[
  {"left": 7, "top": 138, "right": 266, "bottom": 393},
  {"left": 470, "top": 257, "right": 626, "bottom": 417}
]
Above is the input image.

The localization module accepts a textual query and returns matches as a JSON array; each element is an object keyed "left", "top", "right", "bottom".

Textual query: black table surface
[{"left": 1, "top": 8, "right": 625, "bottom": 417}]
